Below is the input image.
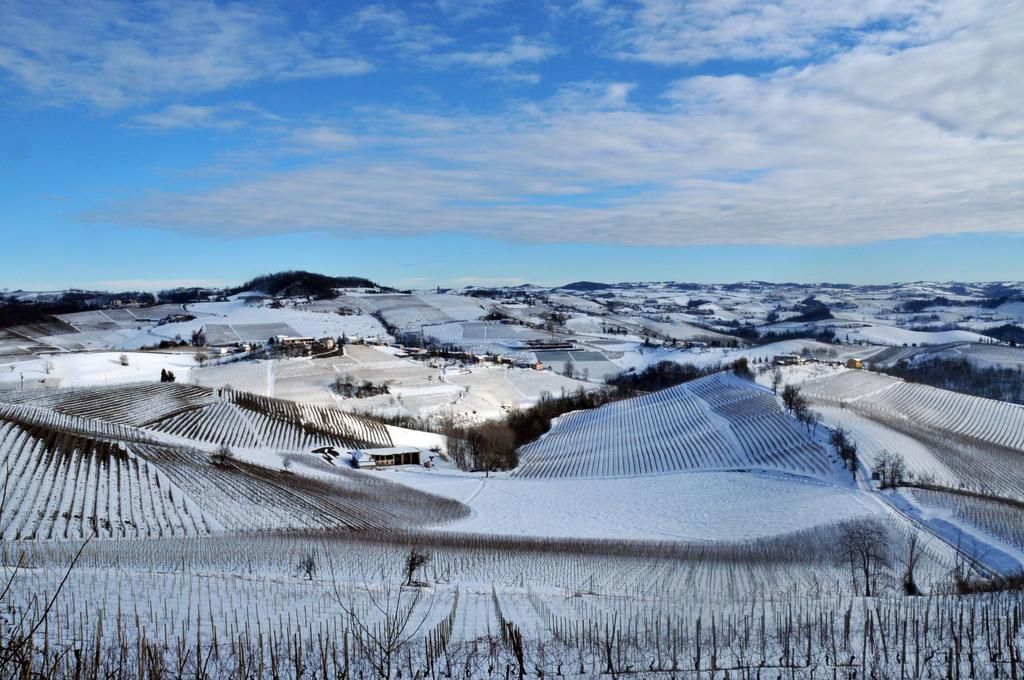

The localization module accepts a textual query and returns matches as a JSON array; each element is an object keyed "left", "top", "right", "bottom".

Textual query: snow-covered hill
[{"left": 516, "top": 373, "right": 845, "bottom": 482}]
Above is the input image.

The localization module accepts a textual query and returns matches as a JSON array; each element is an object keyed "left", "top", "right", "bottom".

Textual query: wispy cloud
[
  {"left": 0, "top": 0, "right": 372, "bottom": 109},
  {"left": 580, "top": 0, "right": 954, "bottom": 65},
  {"left": 438, "top": 35, "right": 558, "bottom": 70},
  {"left": 350, "top": 4, "right": 451, "bottom": 55},
  {"left": 130, "top": 102, "right": 280, "bottom": 131},
  {"left": 434, "top": 0, "right": 509, "bottom": 23}
]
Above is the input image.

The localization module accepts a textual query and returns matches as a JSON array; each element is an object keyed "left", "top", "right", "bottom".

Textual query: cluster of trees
[
  {"left": 148, "top": 338, "right": 188, "bottom": 350},
  {"left": 482, "top": 309, "right": 511, "bottom": 321},
  {"left": 606, "top": 360, "right": 718, "bottom": 395},
  {"left": 159, "top": 369, "right": 176, "bottom": 383},
  {"left": 781, "top": 383, "right": 808, "bottom": 418},
  {"left": 443, "top": 420, "right": 517, "bottom": 474},
  {"left": 787, "top": 297, "right": 833, "bottom": 323},
  {"left": 232, "top": 271, "right": 383, "bottom": 299},
  {"left": 872, "top": 449, "right": 908, "bottom": 488},
  {"left": 983, "top": 324, "right": 1024, "bottom": 346},
  {"left": 541, "top": 310, "right": 569, "bottom": 332},
  {"left": 371, "top": 311, "right": 398, "bottom": 336},
  {"left": 780, "top": 383, "right": 820, "bottom": 434},
  {"left": 462, "top": 288, "right": 502, "bottom": 298},
  {"left": 732, "top": 326, "right": 837, "bottom": 345},
  {"left": 505, "top": 387, "right": 619, "bottom": 448},
  {"left": 0, "top": 299, "right": 90, "bottom": 328},
  {"left": 878, "top": 357, "right": 1024, "bottom": 405},
  {"left": 560, "top": 358, "right": 590, "bottom": 381},
  {"left": 0, "top": 290, "right": 169, "bottom": 328},
  {"left": 731, "top": 357, "right": 753, "bottom": 379},
  {"left": 828, "top": 425, "right": 859, "bottom": 473},
  {"left": 897, "top": 295, "right": 1013, "bottom": 313},
  {"left": 332, "top": 377, "right": 389, "bottom": 399},
  {"left": 154, "top": 287, "right": 216, "bottom": 303}
]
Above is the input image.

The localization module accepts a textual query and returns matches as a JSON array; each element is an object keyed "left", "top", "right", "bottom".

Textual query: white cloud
[
  {"left": 76, "top": 1, "right": 1024, "bottom": 249},
  {"left": 546, "top": 81, "right": 637, "bottom": 112},
  {"left": 585, "top": 0, "right": 950, "bottom": 65},
  {"left": 350, "top": 5, "right": 451, "bottom": 55},
  {"left": 0, "top": 0, "right": 372, "bottom": 109}
]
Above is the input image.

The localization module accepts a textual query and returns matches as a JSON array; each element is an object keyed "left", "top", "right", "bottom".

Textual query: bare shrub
[{"left": 405, "top": 547, "right": 431, "bottom": 586}]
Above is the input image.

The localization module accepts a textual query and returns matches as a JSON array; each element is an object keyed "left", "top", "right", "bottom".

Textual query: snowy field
[
  {"left": 121, "top": 297, "right": 389, "bottom": 349},
  {"left": 3, "top": 520, "right": 974, "bottom": 680},
  {"left": 350, "top": 293, "right": 491, "bottom": 330},
  {"left": 0, "top": 350, "right": 196, "bottom": 389},
  {"left": 387, "top": 466, "right": 880, "bottom": 541}
]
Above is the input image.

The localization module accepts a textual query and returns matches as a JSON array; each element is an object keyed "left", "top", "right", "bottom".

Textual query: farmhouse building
[
  {"left": 275, "top": 335, "right": 315, "bottom": 347},
  {"left": 351, "top": 446, "right": 422, "bottom": 469}
]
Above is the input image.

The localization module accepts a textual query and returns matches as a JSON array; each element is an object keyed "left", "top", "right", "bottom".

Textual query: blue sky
[{"left": 1, "top": 0, "right": 1021, "bottom": 291}]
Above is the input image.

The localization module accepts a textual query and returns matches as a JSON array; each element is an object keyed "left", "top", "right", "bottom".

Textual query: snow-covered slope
[
  {"left": 0, "top": 383, "right": 468, "bottom": 539},
  {"left": 799, "top": 369, "right": 1024, "bottom": 499},
  {"left": 515, "top": 373, "right": 844, "bottom": 481}
]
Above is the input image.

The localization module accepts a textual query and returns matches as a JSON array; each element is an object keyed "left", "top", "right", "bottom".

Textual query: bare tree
[
  {"left": 194, "top": 350, "right": 210, "bottom": 367},
  {"left": 210, "top": 443, "right": 234, "bottom": 467},
  {"left": 770, "top": 368, "right": 783, "bottom": 394},
  {"left": 41, "top": 360, "right": 55, "bottom": 375},
  {"left": 298, "top": 550, "right": 317, "bottom": 581},
  {"left": 334, "top": 579, "right": 435, "bottom": 679},
  {"left": 900, "top": 531, "right": 923, "bottom": 595},
  {"left": 839, "top": 522, "right": 891, "bottom": 597},
  {"left": 806, "top": 410, "right": 821, "bottom": 436}
]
